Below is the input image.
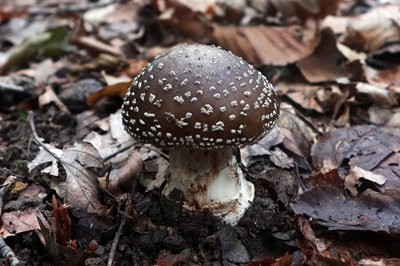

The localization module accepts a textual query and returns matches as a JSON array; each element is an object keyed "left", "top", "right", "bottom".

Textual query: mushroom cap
[{"left": 121, "top": 44, "right": 279, "bottom": 149}]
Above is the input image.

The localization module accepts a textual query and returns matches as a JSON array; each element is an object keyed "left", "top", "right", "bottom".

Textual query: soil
[{"left": 0, "top": 109, "right": 296, "bottom": 265}]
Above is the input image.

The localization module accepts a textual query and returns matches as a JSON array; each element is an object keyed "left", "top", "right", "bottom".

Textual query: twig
[
  {"left": 28, "top": 0, "right": 122, "bottom": 15},
  {"left": 0, "top": 238, "right": 21, "bottom": 266},
  {"left": 103, "top": 143, "right": 169, "bottom": 162},
  {"left": 107, "top": 215, "right": 127, "bottom": 266}
]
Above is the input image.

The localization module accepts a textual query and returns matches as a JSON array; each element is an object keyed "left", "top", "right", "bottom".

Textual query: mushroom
[{"left": 121, "top": 44, "right": 279, "bottom": 225}]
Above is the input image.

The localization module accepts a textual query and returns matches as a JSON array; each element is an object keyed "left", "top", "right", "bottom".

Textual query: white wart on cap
[{"left": 121, "top": 44, "right": 279, "bottom": 149}]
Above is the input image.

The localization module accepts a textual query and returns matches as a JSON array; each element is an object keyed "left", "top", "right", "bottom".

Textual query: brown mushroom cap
[{"left": 121, "top": 44, "right": 279, "bottom": 149}]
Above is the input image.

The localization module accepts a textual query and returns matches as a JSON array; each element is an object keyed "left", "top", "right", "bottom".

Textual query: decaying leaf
[
  {"left": 311, "top": 126, "right": 400, "bottom": 177},
  {"left": 345, "top": 166, "right": 387, "bottom": 196},
  {"left": 291, "top": 185, "right": 400, "bottom": 233},
  {"left": 0, "top": 26, "right": 74, "bottom": 74},
  {"left": 213, "top": 25, "right": 317, "bottom": 67},
  {"left": 1, "top": 208, "right": 41, "bottom": 238},
  {"left": 297, "top": 27, "right": 351, "bottom": 83},
  {"left": 28, "top": 142, "right": 105, "bottom": 213},
  {"left": 344, "top": 5, "right": 400, "bottom": 52}
]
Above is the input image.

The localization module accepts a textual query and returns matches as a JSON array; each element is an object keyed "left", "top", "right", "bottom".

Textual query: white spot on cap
[
  {"left": 157, "top": 62, "right": 165, "bottom": 69},
  {"left": 180, "top": 79, "right": 188, "bottom": 86},
  {"left": 174, "top": 96, "right": 184, "bottom": 104},
  {"left": 163, "top": 84, "right": 173, "bottom": 91},
  {"left": 201, "top": 104, "right": 213, "bottom": 115}
]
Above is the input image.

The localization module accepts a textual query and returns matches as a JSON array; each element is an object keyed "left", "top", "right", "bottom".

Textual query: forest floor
[{"left": 1, "top": 0, "right": 400, "bottom": 265}]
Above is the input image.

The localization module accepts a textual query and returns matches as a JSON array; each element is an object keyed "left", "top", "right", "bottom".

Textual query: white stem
[{"left": 163, "top": 148, "right": 255, "bottom": 225}]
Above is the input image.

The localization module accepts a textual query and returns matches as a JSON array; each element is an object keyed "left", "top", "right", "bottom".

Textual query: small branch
[
  {"left": 0, "top": 238, "right": 21, "bottom": 266},
  {"left": 107, "top": 215, "right": 127, "bottom": 266}
]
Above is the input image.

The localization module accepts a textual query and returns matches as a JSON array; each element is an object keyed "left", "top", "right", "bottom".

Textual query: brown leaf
[
  {"left": 156, "top": 0, "right": 213, "bottom": 42},
  {"left": 70, "top": 18, "right": 123, "bottom": 56},
  {"left": 108, "top": 150, "right": 143, "bottom": 195},
  {"left": 297, "top": 27, "right": 351, "bottom": 83},
  {"left": 86, "top": 81, "right": 131, "bottom": 107},
  {"left": 311, "top": 126, "right": 400, "bottom": 176},
  {"left": 248, "top": 252, "right": 293, "bottom": 266},
  {"left": 28, "top": 142, "right": 106, "bottom": 213},
  {"left": 344, "top": 167, "right": 387, "bottom": 196},
  {"left": 344, "top": 5, "right": 400, "bottom": 52},
  {"left": 212, "top": 25, "right": 317, "bottom": 67},
  {"left": 291, "top": 185, "right": 400, "bottom": 233},
  {"left": 1, "top": 208, "right": 41, "bottom": 238},
  {"left": 272, "top": 0, "right": 340, "bottom": 21}
]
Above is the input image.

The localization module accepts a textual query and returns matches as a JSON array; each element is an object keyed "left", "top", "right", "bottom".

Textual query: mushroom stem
[{"left": 163, "top": 148, "right": 255, "bottom": 225}]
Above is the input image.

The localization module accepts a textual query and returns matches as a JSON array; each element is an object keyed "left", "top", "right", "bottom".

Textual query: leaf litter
[{"left": 1, "top": 0, "right": 400, "bottom": 265}]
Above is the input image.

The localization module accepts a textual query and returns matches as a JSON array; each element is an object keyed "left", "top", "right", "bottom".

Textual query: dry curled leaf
[
  {"left": 297, "top": 27, "right": 351, "bottom": 83},
  {"left": 28, "top": 142, "right": 105, "bottom": 213},
  {"left": 212, "top": 25, "right": 317, "bottom": 67},
  {"left": 344, "top": 5, "right": 400, "bottom": 52}
]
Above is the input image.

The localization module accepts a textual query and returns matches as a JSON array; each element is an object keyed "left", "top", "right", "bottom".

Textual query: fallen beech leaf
[
  {"left": 86, "top": 81, "right": 131, "bottom": 107},
  {"left": 39, "top": 86, "right": 70, "bottom": 113},
  {"left": 297, "top": 216, "right": 328, "bottom": 253},
  {"left": 107, "top": 150, "right": 143, "bottom": 195},
  {"left": 70, "top": 18, "right": 122, "bottom": 56},
  {"left": 297, "top": 27, "right": 349, "bottom": 83},
  {"left": 1, "top": 208, "right": 41, "bottom": 238},
  {"left": 156, "top": 0, "right": 213, "bottom": 42},
  {"left": 248, "top": 252, "right": 293, "bottom": 266},
  {"left": 0, "top": 26, "right": 73, "bottom": 74},
  {"left": 279, "top": 82, "right": 324, "bottom": 113},
  {"left": 355, "top": 82, "right": 397, "bottom": 107},
  {"left": 291, "top": 186, "right": 400, "bottom": 233},
  {"left": 28, "top": 142, "right": 105, "bottom": 213},
  {"left": 212, "top": 25, "right": 317, "bottom": 67},
  {"left": 279, "top": 105, "right": 317, "bottom": 158},
  {"left": 345, "top": 166, "right": 387, "bottom": 196},
  {"left": 240, "top": 126, "right": 284, "bottom": 167},
  {"left": 272, "top": 0, "right": 340, "bottom": 20},
  {"left": 344, "top": 5, "right": 400, "bottom": 52},
  {"left": 311, "top": 126, "right": 400, "bottom": 175}
]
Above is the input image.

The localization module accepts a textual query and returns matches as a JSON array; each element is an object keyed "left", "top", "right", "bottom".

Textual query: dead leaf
[
  {"left": 240, "top": 126, "right": 284, "bottom": 167},
  {"left": 248, "top": 252, "right": 294, "bottom": 266},
  {"left": 272, "top": 0, "right": 340, "bottom": 20},
  {"left": 279, "top": 82, "right": 324, "bottom": 113},
  {"left": 278, "top": 105, "right": 317, "bottom": 159},
  {"left": 0, "top": 26, "right": 73, "bottom": 74},
  {"left": 311, "top": 126, "right": 400, "bottom": 176},
  {"left": 86, "top": 81, "right": 131, "bottom": 107},
  {"left": 156, "top": 0, "right": 213, "bottom": 42},
  {"left": 107, "top": 150, "right": 143, "bottom": 195},
  {"left": 345, "top": 166, "right": 387, "bottom": 196},
  {"left": 291, "top": 185, "right": 400, "bottom": 233},
  {"left": 297, "top": 27, "right": 350, "bottom": 83},
  {"left": 28, "top": 142, "right": 105, "bottom": 213},
  {"left": 354, "top": 82, "right": 397, "bottom": 107},
  {"left": 297, "top": 216, "right": 328, "bottom": 253},
  {"left": 344, "top": 5, "right": 400, "bottom": 52},
  {"left": 212, "top": 25, "right": 317, "bottom": 67},
  {"left": 70, "top": 18, "right": 123, "bottom": 56},
  {"left": 39, "top": 86, "right": 70, "bottom": 112},
  {"left": 1, "top": 208, "right": 41, "bottom": 238}
]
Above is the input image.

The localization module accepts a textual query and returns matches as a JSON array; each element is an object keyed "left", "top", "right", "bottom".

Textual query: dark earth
[{"left": 0, "top": 109, "right": 295, "bottom": 265}]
